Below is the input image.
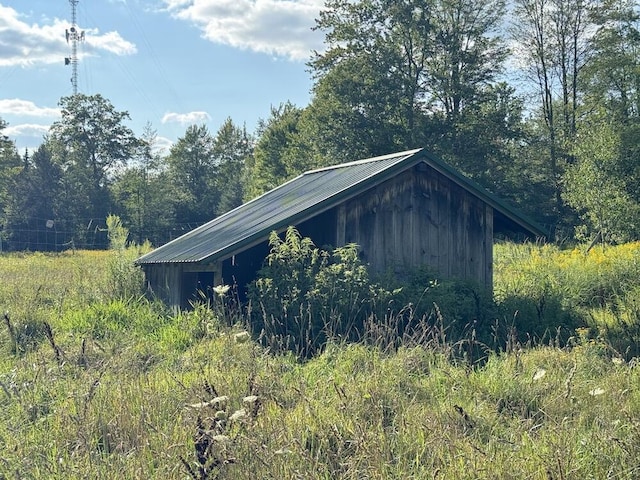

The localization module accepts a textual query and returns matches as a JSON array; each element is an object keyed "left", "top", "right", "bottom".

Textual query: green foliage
[
  {"left": 164, "top": 120, "right": 252, "bottom": 227},
  {"left": 104, "top": 215, "right": 150, "bottom": 300},
  {"left": 307, "top": 0, "right": 519, "bottom": 181},
  {"left": 305, "top": 49, "right": 411, "bottom": 162},
  {"left": 244, "top": 103, "right": 310, "bottom": 200},
  {"left": 110, "top": 123, "right": 176, "bottom": 246},
  {"left": 510, "top": 0, "right": 596, "bottom": 229},
  {"left": 50, "top": 94, "right": 141, "bottom": 189},
  {"left": 563, "top": 115, "right": 640, "bottom": 242},
  {"left": 0, "top": 121, "right": 22, "bottom": 249},
  {"left": 248, "top": 227, "right": 387, "bottom": 356},
  {"left": 2, "top": 144, "right": 65, "bottom": 251},
  {"left": 583, "top": 0, "right": 640, "bottom": 122},
  {"left": 212, "top": 118, "right": 253, "bottom": 215},
  {"left": 385, "top": 267, "right": 497, "bottom": 348},
  {"left": 46, "top": 94, "right": 142, "bottom": 240},
  {"left": 106, "top": 214, "right": 129, "bottom": 250},
  {"left": 166, "top": 124, "right": 219, "bottom": 225}
]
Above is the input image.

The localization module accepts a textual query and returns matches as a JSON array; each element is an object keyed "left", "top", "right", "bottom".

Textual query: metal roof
[{"left": 136, "top": 148, "right": 545, "bottom": 265}]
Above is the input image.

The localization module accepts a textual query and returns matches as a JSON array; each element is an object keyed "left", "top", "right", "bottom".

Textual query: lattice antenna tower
[{"left": 64, "top": 0, "right": 85, "bottom": 95}]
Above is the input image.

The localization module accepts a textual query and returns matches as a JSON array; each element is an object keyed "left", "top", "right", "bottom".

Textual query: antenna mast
[{"left": 64, "top": 0, "right": 85, "bottom": 95}]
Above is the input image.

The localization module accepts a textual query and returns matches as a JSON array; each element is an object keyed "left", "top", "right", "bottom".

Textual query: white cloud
[
  {"left": 154, "top": 135, "right": 174, "bottom": 154},
  {"left": 161, "top": 111, "right": 211, "bottom": 125},
  {"left": 0, "top": 99, "right": 60, "bottom": 118},
  {"left": 162, "top": 0, "right": 325, "bottom": 61},
  {"left": 85, "top": 29, "right": 137, "bottom": 56},
  {"left": 163, "top": 0, "right": 193, "bottom": 9},
  {"left": 0, "top": 4, "right": 136, "bottom": 68},
  {"left": 4, "top": 123, "right": 50, "bottom": 138}
]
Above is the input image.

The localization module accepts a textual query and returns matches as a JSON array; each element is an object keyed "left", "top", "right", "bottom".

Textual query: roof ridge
[{"left": 304, "top": 148, "right": 423, "bottom": 175}]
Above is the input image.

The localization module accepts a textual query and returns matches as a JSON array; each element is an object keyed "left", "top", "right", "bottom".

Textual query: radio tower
[{"left": 64, "top": 0, "right": 85, "bottom": 95}]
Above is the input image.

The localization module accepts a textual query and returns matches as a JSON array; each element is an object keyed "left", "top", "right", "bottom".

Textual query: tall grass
[
  {"left": 1, "top": 242, "right": 640, "bottom": 478},
  {"left": 495, "top": 241, "right": 640, "bottom": 355},
  {"left": 2, "top": 327, "right": 640, "bottom": 478}
]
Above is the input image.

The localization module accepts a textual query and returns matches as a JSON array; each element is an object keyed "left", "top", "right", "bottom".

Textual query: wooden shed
[{"left": 136, "top": 148, "right": 544, "bottom": 309}]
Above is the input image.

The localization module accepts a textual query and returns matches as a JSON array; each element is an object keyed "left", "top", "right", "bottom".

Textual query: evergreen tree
[
  {"left": 0, "top": 119, "right": 22, "bottom": 250},
  {"left": 3, "top": 143, "right": 64, "bottom": 250}
]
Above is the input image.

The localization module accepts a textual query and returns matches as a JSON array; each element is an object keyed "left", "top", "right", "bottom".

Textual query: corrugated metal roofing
[
  {"left": 136, "top": 148, "right": 545, "bottom": 265},
  {"left": 136, "top": 149, "right": 421, "bottom": 264}
]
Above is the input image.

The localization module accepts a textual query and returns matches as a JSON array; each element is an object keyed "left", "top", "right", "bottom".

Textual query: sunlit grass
[
  {"left": 0, "top": 250, "right": 111, "bottom": 313},
  {"left": 494, "top": 241, "right": 640, "bottom": 354},
  {"left": 495, "top": 241, "right": 640, "bottom": 308},
  {"left": 1, "top": 245, "right": 640, "bottom": 477}
]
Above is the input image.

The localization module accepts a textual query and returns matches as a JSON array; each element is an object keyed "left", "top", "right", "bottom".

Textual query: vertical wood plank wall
[
  {"left": 143, "top": 264, "right": 184, "bottom": 310},
  {"left": 337, "top": 164, "right": 493, "bottom": 288},
  {"left": 143, "top": 263, "right": 221, "bottom": 310}
]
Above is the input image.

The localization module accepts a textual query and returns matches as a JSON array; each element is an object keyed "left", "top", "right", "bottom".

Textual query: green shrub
[
  {"left": 248, "top": 227, "right": 389, "bottom": 356},
  {"left": 385, "top": 268, "right": 492, "bottom": 334},
  {"left": 249, "top": 228, "right": 502, "bottom": 358}
]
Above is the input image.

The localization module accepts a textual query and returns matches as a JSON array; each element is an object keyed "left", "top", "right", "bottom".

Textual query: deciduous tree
[
  {"left": 49, "top": 94, "right": 141, "bottom": 226},
  {"left": 510, "top": 0, "right": 596, "bottom": 226},
  {"left": 563, "top": 113, "right": 640, "bottom": 242},
  {"left": 307, "top": 0, "right": 519, "bottom": 184},
  {"left": 166, "top": 124, "right": 218, "bottom": 226}
]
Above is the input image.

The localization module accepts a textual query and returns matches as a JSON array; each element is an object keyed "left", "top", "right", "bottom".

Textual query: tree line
[{"left": 1, "top": 0, "right": 639, "bottom": 251}]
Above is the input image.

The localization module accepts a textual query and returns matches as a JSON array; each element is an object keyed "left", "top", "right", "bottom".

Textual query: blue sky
[{"left": 0, "top": 0, "right": 325, "bottom": 154}]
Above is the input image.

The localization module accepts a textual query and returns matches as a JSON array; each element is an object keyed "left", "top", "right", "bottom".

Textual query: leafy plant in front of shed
[{"left": 248, "top": 227, "right": 386, "bottom": 356}]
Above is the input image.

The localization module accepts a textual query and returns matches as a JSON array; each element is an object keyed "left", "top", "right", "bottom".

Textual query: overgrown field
[{"left": 1, "top": 242, "right": 640, "bottom": 478}]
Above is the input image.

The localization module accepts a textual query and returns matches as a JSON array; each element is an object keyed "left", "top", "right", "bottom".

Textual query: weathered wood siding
[
  {"left": 143, "top": 262, "right": 222, "bottom": 310},
  {"left": 143, "top": 264, "right": 184, "bottom": 309},
  {"left": 335, "top": 164, "right": 493, "bottom": 288}
]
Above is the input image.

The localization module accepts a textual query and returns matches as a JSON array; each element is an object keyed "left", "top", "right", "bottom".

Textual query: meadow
[{"left": 1, "top": 241, "right": 640, "bottom": 479}]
